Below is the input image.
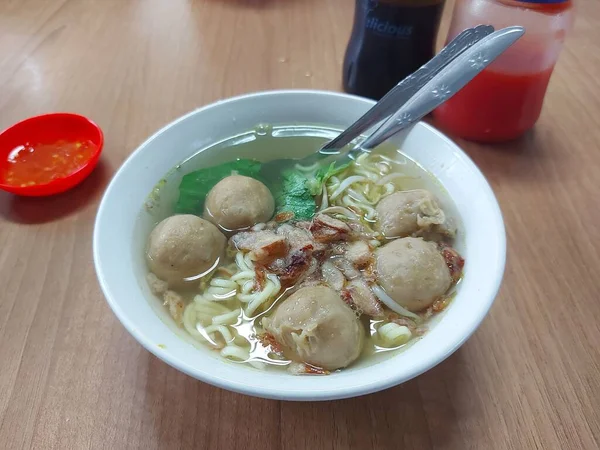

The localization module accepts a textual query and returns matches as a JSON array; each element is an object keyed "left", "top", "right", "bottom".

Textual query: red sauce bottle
[{"left": 433, "top": 0, "right": 574, "bottom": 143}]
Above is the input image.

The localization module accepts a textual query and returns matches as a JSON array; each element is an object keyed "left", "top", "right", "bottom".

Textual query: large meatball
[
  {"left": 376, "top": 189, "right": 446, "bottom": 238},
  {"left": 263, "top": 286, "right": 364, "bottom": 370},
  {"left": 146, "top": 214, "right": 226, "bottom": 286},
  {"left": 204, "top": 175, "right": 274, "bottom": 231},
  {"left": 376, "top": 237, "right": 451, "bottom": 312}
]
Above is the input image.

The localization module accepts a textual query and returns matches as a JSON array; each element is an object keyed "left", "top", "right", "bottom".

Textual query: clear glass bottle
[{"left": 433, "top": 0, "right": 574, "bottom": 142}]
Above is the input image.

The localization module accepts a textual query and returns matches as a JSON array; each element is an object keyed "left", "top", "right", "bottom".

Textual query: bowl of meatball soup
[{"left": 93, "top": 90, "right": 506, "bottom": 401}]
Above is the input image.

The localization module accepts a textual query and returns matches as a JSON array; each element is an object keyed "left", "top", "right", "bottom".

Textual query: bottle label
[{"left": 363, "top": 0, "right": 444, "bottom": 40}]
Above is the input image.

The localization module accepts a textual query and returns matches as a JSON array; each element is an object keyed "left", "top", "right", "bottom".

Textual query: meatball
[
  {"left": 263, "top": 286, "right": 364, "bottom": 370},
  {"left": 375, "top": 237, "right": 451, "bottom": 312},
  {"left": 375, "top": 189, "right": 446, "bottom": 238},
  {"left": 146, "top": 214, "right": 226, "bottom": 286},
  {"left": 204, "top": 175, "right": 274, "bottom": 231}
]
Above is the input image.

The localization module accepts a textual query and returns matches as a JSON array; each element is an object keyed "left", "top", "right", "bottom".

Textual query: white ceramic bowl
[{"left": 94, "top": 90, "right": 505, "bottom": 401}]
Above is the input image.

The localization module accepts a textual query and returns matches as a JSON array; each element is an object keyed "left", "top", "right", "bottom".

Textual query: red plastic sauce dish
[{"left": 0, "top": 113, "right": 104, "bottom": 196}]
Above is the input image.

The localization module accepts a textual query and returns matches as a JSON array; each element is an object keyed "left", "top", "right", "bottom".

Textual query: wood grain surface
[{"left": 1, "top": 0, "right": 599, "bottom": 449}]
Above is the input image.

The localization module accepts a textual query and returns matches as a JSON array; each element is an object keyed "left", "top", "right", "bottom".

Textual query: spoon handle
[
  {"left": 357, "top": 26, "right": 525, "bottom": 152},
  {"left": 319, "top": 24, "right": 495, "bottom": 155}
]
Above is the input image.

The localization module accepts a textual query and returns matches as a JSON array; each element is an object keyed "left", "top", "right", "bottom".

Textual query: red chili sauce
[
  {"left": 433, "top": 68, "right": 554, "bottom": 142},
  {"left": 1, "top": 139, "right": 97, "bottom": 187}
]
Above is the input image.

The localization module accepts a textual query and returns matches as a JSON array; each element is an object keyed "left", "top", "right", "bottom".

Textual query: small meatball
[
  {"left": 376, "top": 189, "right": 446, "bottom": 238},
  {"left": 263, "top": 286, "right": 364, "bottom": 370},
  {"left": 146, "top": 214, "right": 226, "bottom": 286},
  {"left": 204, "top": 175, "right": 275, "bottom": 231},
  {"left": 375, "top": 237, "right": 451, "bottom": 312}
]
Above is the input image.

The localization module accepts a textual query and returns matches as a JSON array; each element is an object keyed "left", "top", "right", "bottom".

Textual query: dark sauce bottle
[{"left": 343, "top": 0, "right": 445, "bottom": 100}]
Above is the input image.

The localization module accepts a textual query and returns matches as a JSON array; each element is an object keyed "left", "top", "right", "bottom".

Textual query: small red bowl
[{"left": 0, "top": 113, "right": 104, "bottom": 196}]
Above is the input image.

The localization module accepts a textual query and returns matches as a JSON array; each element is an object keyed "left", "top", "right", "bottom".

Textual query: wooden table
[{"left": 1, "top": 0, "right": 599, "bottom": 449}]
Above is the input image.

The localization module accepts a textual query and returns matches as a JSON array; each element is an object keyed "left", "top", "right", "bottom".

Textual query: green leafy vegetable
[
  {"left": 175, "top": 159, "right": 262, "bottom": 214},
  {"left": 307, "top": 161, "right": 351, "bottom": 195},
  {"left": 272, "top": 161, "right": 349, "bottom": 220},
  {"left": 273, "top": 170, "right": 316, "bottom": 220},
  {"left": 174, "top": 158, "right": 349, "bottom": 221}
]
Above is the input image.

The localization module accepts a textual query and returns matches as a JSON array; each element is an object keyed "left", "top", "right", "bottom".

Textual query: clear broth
[{"left": 142, "top": 124, "right": 462, "bottom": 371}]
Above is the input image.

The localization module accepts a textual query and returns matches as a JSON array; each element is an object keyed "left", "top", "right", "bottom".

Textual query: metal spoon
[
  {"left": 351, "top": 26, "right": 525, "bottom": 155},
  {"left": 260, "top": 24, "right": 495, "bottom": 180},
  {"left": 319, "top": 24, "right": 495, "bottom": 156},
  {"left": 301, "top": 25, "right": 524, "bottom": 169}
]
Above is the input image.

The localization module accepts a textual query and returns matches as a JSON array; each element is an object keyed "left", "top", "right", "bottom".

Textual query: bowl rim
[{"left": 93, "top": 89, "right": 506, "bottom": 401}]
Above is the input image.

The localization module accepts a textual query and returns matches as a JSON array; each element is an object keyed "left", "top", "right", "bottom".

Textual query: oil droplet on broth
[{"left": 254, "top": 123, "right": 272, "bottom": 136}]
